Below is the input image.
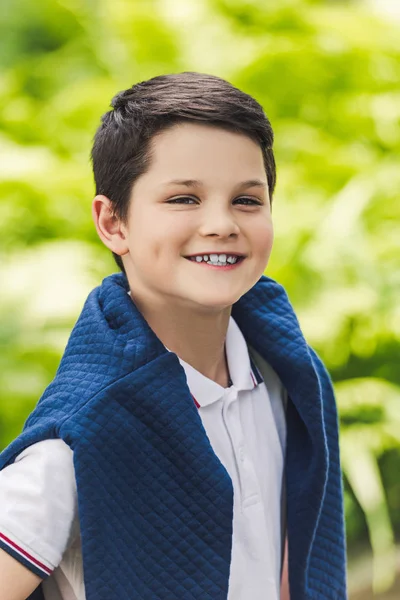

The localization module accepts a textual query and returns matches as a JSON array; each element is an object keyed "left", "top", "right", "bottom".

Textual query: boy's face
[{"left": 97, "top": 122, "right": 274, "bottom": 313}]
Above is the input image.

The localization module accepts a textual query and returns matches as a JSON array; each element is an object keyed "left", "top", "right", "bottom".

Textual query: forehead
[{"left": 142, "top": 122, "right": 266, "bottom": 186}]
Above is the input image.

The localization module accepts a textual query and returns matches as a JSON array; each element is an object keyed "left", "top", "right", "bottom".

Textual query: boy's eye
[
  {"left": 234, "top": 197, "right": 263, "bottom": 206},
  {"left": 166, "top": 196, "right": 263, "bottom": 205},
  {"left": 167, "top": 196, "right": 197, "bottom": 204}
]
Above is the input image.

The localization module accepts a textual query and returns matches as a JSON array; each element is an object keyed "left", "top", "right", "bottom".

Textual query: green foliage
[
  {"left": 1, "top": 0, "right": 399, "bottom": 594},
  {"left": 338, "top": 378, "right": 400, "bottom": 592}
]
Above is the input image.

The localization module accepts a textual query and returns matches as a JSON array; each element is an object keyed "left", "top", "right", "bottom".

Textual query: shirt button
[{"left": 239, "top": 446, "right": 245, "bottom": 462}]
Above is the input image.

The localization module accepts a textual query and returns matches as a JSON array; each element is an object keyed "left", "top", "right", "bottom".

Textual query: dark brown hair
[{"left": 91, "top": 72, "right": 276, "bottom": 273}]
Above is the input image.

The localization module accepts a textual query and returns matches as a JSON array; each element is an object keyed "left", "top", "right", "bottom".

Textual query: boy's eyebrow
[{"left": 164, "top": 178, "right": 267, "bottom": 189}]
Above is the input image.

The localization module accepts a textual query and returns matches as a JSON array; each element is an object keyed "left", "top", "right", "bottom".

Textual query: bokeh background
[{"left": 0, "top": 0, "right": 399, "bottom": 597}]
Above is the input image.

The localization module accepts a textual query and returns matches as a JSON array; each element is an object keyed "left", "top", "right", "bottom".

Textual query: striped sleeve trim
[{"left": 0, "top": 531, "right": 53, "bottom": 579}]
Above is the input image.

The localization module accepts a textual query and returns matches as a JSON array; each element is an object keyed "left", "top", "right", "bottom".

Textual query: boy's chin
[{"left": 183, "top": 291, "right": 245, "bottom": 312}]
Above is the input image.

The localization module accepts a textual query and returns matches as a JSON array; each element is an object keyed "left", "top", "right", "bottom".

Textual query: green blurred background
[{"left": 0, "top": 0, "right": 399, "bottom": 597}]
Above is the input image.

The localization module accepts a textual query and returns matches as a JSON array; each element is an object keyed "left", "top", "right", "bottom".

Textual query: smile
[{"left": 184, "top": 254, "right": 245, "bottom": 270}]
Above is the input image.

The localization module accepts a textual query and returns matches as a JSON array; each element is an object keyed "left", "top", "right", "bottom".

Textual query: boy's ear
[{"left": 91, "top": 195, "right": 129, "bottom": 256}]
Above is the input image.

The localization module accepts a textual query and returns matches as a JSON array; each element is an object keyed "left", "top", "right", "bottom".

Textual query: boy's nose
[{"left": 199, "top": 209, "right": 241, "bottom": 238}]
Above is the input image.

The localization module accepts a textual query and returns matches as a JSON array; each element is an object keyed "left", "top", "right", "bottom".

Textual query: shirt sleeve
[{"left": 0, "top": 439, "right": 78, "bottom": 579}]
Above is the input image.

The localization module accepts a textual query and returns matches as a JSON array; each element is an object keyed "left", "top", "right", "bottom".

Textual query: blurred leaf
[{"left": 341, "top": 442, "right": 396, "bottom": 593}]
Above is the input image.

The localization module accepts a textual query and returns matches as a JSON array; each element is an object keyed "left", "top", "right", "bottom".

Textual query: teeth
[{"left": 189, "top": 253, "right": 240, "bottom": 265}]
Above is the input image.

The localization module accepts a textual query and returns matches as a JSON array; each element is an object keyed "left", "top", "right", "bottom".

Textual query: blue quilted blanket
[{"left": 0, "top": 273, "right": 347, "bottom": 599}]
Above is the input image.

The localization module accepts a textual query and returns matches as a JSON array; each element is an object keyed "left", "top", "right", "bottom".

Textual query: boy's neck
[{"left": 129, "top": 287, "right": 232, "bottom": 387}]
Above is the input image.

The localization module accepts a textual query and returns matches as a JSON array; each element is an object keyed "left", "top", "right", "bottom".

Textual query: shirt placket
[{"left": 221, "top": 390, "right": 261, "bottom": 510}]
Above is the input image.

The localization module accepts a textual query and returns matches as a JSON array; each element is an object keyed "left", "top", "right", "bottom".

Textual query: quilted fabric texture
[{"left": 0, "top": 273, "right": 347, "bottom": 600}]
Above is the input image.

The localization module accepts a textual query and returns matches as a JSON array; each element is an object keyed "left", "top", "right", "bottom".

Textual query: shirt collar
[{"left": 170, "top": 316, "right": 263, "bottom": 408}]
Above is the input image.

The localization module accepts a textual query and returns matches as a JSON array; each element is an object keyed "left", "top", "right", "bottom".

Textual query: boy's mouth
[
  {"left": 184, "top": 252, "right": 245, "bottom": 261},
  {"left": 184, "top": 254, "right": 246, "bottom": 268}
]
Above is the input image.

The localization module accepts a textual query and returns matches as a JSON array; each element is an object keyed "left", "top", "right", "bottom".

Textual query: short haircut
[{"left": 91, "top": 72, "right": 276, "bottom": 273}]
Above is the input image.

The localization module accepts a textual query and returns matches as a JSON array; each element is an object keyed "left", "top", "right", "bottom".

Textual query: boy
[{"left": 0, "top": 72, "right": 347, "bottom": 600}]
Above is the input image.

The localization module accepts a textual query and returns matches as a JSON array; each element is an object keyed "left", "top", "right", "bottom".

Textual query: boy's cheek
[{"left": 259, "top": 224, "right": 274, "bottom": 257}]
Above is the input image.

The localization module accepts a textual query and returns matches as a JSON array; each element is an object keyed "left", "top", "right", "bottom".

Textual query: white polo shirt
[{"left": 0, "top": 315, "right": 286, "bottom": 600}]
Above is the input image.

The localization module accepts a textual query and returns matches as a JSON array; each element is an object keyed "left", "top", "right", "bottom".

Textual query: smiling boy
[
  {"left": 0, "top": 72, "right": 347, "bottom": 600},
  {"left": 93, "top": 122, "right": 273, "bottom": 388}
]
